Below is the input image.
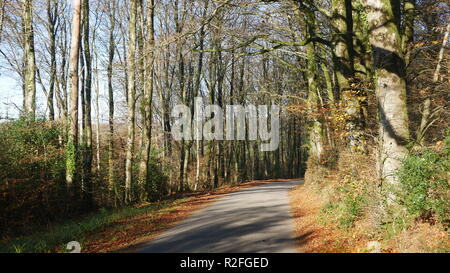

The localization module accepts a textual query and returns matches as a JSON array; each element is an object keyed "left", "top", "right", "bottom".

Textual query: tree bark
[
  {"left": 22, "top": 0, "right": 36, "bottom": 120},
  {"left": 402, "top": 0, "right": 415, "bottom": 67},
  {"left": 332, "top": 0, "right": 366, "bottom": 153},
  {"left": 107, "top": 0, "right": 116, "bottom": 205},
  {"left": 125, "top": 0, "right": 137, "bottom": 204},
  {"left": 138, "top": 0, "right": 155, "bottom": 202},
  {"left": 304, "top": 6, "right": 324, "bottom": 162},
  {"left": 66, "top": 0, "right": 82, "bottom": 187},
  {"left": 364, "top": 0, "right": 410, "bottom": 200},
  {"left": 82, "top": 0, "right": 93, "bottom": 205},
  {"left": 194, "top": 0, "right": 208, "bottom": 189},
  {"left": 46, "top": 0, "right": 58, "bottom": 121}
]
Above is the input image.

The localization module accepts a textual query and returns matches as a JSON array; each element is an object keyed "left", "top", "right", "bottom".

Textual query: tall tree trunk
[
  {"left": 56, "top": 17, "right": 69, "bottom": 120},
  {"left": 332, "top": 0, "right": 366, "bottom": 152},
  {"left": 66, "top": 0, "right": 82, "bottom": 187},
  {"left": 303, "top": 7, "right": 324, "bottom": 162},
  {"left": 138, "top": 0, "right": 155, "bottom": 202},
  {"left": 107, "top": 0, "right": 116, "bottom": 205},
  {"left": 194, "top": 0, "right": 208, "bottom": 189},
  {"left": 352, "top": 0, "right": 372, "bottom": 78},
  {"left": 125, "top": 0, "right": 137, "bottom": 204},
  {"left": 82, "top": 0, "right": 93, "bottom": 205},
  {"left": 158, "top": 43, "right": 173, "bottom": 158},
  {"left": 94, "top": 51, "right": 100, "bottom": 173},
  {"left": 364, "top": 0, "right": 410, "bottom": 201},
  {"left": 22, "top": 0, "right": 36, "bottom": 120},
  {"left": 137, "top": 0, "right": 145, "bottom": 150},
  {"left": 174, "top": 0, "right": 188, "bottom": 192},
  {"left": 46, "top": 0, "right": 58, "bottom": 121},
  {"left": 332, "top": 0, "right": 354, "bottom": 90},
  {"left": 80, "top": 41, "right": 85, "bottom": 142}
]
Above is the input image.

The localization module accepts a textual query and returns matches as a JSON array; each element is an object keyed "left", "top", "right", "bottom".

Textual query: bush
[
  {"left": 0, "top": 118, "right": 67, "bottom": 236},
  {"left": 339, "top": 195, "right": 366, "bottom": 230},
  {"left": 397, "top": 132, "right": 450, "bottom": 224},
  {"left": 146, "top": 148, "right": 169, "bottom": 201},
  {"left": 320, "top": 190, "right": 367, "bottom": 230}
]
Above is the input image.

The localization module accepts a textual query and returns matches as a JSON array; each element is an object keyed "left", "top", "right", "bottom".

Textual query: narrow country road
[{"left": 135, "top": 180, "right": 302, "bottom": 253}]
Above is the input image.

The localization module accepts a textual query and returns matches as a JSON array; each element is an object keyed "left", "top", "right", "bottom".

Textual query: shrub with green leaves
[
  {"left": 397, "top": 133, "right": 450, "bottom": 224},
  {"left": 339, "top": 195, "right": 365, "bottom": 229},
  {"left": 146, "top": 148, "right": 169, "bottom": 201},
  {"left": 320, "top": 192, "right": 367, "bottom": 231},
  {"left": 0, "top": 118, "right": 66, "bottom": 235}
]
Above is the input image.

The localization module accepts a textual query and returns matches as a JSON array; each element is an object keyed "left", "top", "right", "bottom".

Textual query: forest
[{"left": 0, "top": 0, "right": 448, "bottom": 253}]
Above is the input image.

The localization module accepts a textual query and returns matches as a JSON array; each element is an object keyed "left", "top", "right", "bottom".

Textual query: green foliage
[
  {"left": 0, "top": 198, "right": 186, "bottom": 253},
  {"left": 319, "top": 202, "right": 338, "bottom": 225},
  {"left": 146, "top": 148, "right": 169, "bottom": 202},
  {"left": 320, "top": 193, "right": 367, "bottom": 231},
  {"left": 0, "top": 117, "right": 63, "bottom": 176},
  {"left": 339, "top": 195, "right": 365, "bottom": 230},
  {"left": 380, "top": 203, "right": 416, "bottom": 240},
  {"left": 65, "top": 135, "right": 76, "bottom": 182},
  {"left": 0, "top": 118, "right": 65, "bottom": 183},
  {"left": 397, "top": 133, "right": 450, "bottom": 224},
  {"left": 0, "top": 118, "right": 66, "bottom": 235}
]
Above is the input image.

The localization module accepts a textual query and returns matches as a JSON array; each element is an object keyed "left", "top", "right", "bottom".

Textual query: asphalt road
[{"left": 135, "top": 180, "right": 302, "bottom": 253}]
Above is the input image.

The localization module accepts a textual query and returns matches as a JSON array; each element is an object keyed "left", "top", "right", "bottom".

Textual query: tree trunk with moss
[
  {"left": 364, "top": 0, "right": 410, "bottom": 200},
  {"left": 332, "top": 0, "right": 366, "bottom": 153},
  {"left": 138, "top": 0, "right": 155, "bottom": 202},
  {"left": 66, "top": 0, "right": 82, "bottom": 187},
  {"left": 402, "top": 0, "right": 415, "bottom": 67},
  {"left": 332, "top": 0, "right": 354, "bottom": 91},
  {"left": 288, "top": 1, "right": 324, "bottom": 163},
  {"left": 353, "top": 0, "right": 372, "bottom": 79},
  {"left": 352, "top": 0, "right": 371, "bottom": 127},
  {"left": 304, "top": 7, "right": 324, "bottom": 162}
]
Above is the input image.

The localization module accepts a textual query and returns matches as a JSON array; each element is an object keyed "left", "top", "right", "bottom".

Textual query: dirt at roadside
[
  {"left": 289, "top": 184, "right": 369, "bottom": 253},
  {"left": 289, "top": 183, "right": 449, "bottom": 253}
]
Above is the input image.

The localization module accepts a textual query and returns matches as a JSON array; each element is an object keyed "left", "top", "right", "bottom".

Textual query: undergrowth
[
  {"left": 307, "top": 130, "right": 449, "bottom": 252},
  {"left": 0, "top": 198, "right": 187, "bottom": 253}
]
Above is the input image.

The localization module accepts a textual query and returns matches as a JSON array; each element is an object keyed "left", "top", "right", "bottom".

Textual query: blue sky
[{"left": 0, "top": 75, "right": 25, "bottom": 119}]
